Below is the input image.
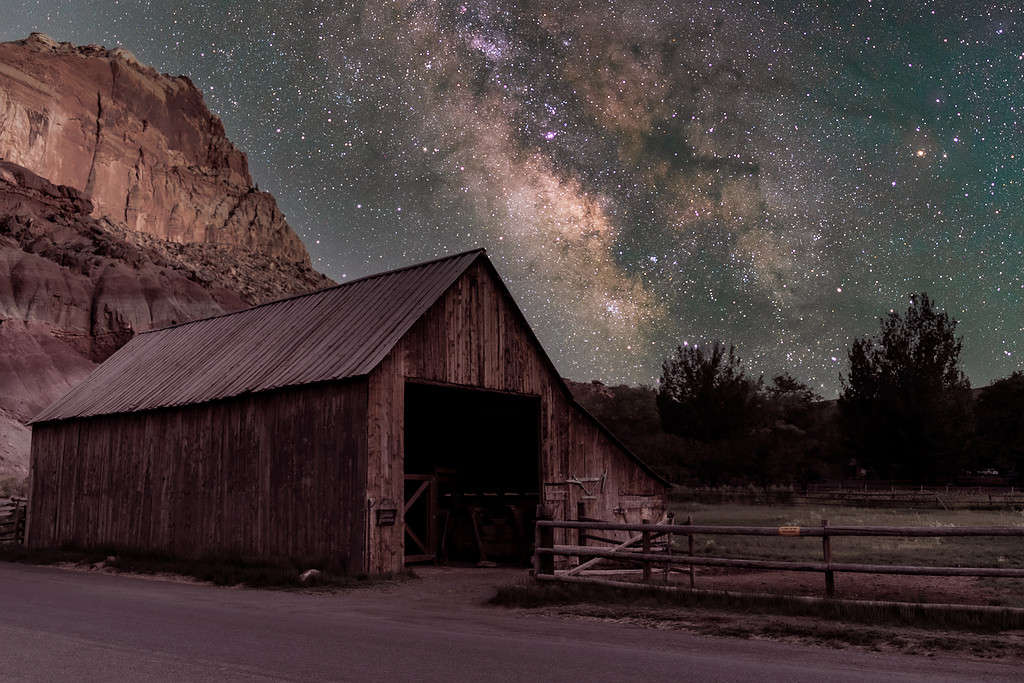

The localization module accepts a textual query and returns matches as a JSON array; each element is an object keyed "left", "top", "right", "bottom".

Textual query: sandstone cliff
[
  {"left": 0, "top": 33, "right": 309, "bottom": 262},
  {"left": 0, "top": 36, "right": 334, "bottom": 483}
]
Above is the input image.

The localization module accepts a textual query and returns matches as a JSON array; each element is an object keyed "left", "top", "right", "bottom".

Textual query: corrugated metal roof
[{"left": 33, "top": 249, "right": 485, "bottom": 423}]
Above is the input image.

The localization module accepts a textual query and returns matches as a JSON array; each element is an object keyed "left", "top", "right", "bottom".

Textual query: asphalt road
[{"left": 0, "top": 563, "right": 1017, "bottom": 682}]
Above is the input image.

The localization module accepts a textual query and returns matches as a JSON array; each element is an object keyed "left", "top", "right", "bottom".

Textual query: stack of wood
[{"left": 0, "top": 497, "right": 26, "bottom": 546}]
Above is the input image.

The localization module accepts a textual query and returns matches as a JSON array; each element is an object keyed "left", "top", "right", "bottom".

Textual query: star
[{"left": 3, "top": 1, "right": 1020, "bottom": 394}]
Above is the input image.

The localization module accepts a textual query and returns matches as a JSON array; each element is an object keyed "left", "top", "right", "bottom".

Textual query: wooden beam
[
  {"left": 564, "top": 513, "right": 668, "bottom": 577},
  {"left": 404, "top": 480, "right": 431, "bottom": 514},
  {"left": 538, "top": 520, "right": 1024, "bottom": 538},
  {"left": 543, "top": 546, "right": 1024, "bottom": 578},
  {"left": 404, "top": 553, "right": 436, "bottom": 563},
  {"left": 405, "top": 525, "right": 428, "bottom": 554}
]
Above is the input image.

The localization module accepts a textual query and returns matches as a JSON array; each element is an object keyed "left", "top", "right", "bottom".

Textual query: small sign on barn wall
[{"left": 376, "top": 499, "right": 397, "bottom": 526}]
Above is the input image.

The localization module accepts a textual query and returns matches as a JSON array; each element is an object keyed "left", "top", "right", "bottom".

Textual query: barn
[{"left": 27, "top": 249, "right": 668, "bottom": 574}]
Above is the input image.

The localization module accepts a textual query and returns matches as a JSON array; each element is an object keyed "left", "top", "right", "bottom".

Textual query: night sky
[{"left": 5, "top": 2, "right": 1023, "bottom": 395}]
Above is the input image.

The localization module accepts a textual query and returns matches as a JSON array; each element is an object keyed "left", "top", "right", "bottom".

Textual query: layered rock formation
[
  {"left": 0, "top": 35, "right": 333, "bottom": 481},
  {"left": 0, "top": 33, "right": 308, "bottom": 262}
]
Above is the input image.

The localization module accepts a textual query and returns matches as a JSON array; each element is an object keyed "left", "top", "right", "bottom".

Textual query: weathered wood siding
[
  {"left": 366, "top": 260, "right": 666, "bottom": 574},
  {"left": 29, "top": 380, "right": 368, "bottom": 571}
]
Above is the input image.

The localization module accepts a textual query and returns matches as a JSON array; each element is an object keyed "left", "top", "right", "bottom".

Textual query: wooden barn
[{"left": 28, "top": 249, "right": 668, "bottom": 574}]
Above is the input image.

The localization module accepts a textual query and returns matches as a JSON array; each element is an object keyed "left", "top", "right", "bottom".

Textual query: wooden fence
[
  {"left": 0, "top": 497, "right": 26, "bottom": 546},
  {"left": 533, "top": 517, "right": 1024, "bottom": 598}
]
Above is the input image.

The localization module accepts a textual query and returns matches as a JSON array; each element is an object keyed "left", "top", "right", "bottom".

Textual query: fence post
[
  {"left": 641, "top": 519, "right": 651, "bottom": 583},
  {"left": 533, "top": 504, "right": 554, "bottom": 577},
  {"left": 822, "top": 519, "right": 834, "bottom": 597},
  {"left": 16, "top": 502, "right": 25, "bottom": 546},
  {"left": 576, "top": 501, "right": 587, "bottom": 555},
  {"left": 686, "top": 514, "right": 695, "bottom": 588},
  {"left": 665, "top": 511, "right": 674, "bottom": 584}
]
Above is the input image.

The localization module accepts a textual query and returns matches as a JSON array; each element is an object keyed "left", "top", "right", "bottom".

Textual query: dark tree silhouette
[
  {"left": 749, "top": 374, "right": 824, "bottom": 490},
  {"left": 657, "top": 341, "right": 762, "bottom": 443},
  {"left": 839, "top": 293, "right": 971, "bottom": 481},
  {"left": 974, "top": 371, "right": 1024, "bottom": 481},
  {"left": 765, "top": 373, "right": 821, "bottom": 428}
]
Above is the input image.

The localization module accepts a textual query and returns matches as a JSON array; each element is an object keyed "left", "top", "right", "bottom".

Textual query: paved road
[{"left": 0, "top": 563, "right": 1016, "bottom": 682}]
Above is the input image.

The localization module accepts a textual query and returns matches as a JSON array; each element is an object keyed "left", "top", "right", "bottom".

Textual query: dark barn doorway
[{"left": 404, "top": 381, "right": 540, "bottom": 566}]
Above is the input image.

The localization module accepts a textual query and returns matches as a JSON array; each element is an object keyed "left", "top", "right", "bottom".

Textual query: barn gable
[{"left": 364, "top": 257, "right": 667, "bottom": 573}]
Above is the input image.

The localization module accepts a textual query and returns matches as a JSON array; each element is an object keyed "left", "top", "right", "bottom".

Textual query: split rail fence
[
  {"left": 0, "top": 498, "right": 26, "bottom": 546},
  {"left": 533, "top": 516, "right": 1024, "bottom": 598}
]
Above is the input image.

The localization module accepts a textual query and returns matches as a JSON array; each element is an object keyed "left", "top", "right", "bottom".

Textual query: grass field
[
  {"left": 666, "top": 502, "right": 1024, "bottom": 606},
  {"left": 670, "top": 502, "right": 1024, "bottom": 567}
]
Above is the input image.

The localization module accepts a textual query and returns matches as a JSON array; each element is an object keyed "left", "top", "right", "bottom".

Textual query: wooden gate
[{"left": 404, "top": 475, "right": 437, "bottom": 563}]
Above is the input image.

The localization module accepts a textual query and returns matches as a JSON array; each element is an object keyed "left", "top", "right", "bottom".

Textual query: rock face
[
  {"left": 0, "top": 36, "right": 334, "bottom": 481},
  {"left": 0, "top": 33, "right": 309, "bottom": 263}
]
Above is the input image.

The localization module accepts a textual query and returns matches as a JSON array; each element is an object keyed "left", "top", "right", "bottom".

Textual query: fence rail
[
  {"left": 0, "top": 498, "right": 26, "bottom": 546},
  {"left": 533, "top": 517, "right": 1024, "bottom": 598}
]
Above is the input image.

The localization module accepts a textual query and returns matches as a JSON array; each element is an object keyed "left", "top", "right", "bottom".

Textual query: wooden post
[
  {"left": 687, "top": 514, "right": 695, "bottom": 588},
  {"left": 17, "top": 504, "right": 25, "bottom": 546},
  {"left": 532, "top": 518, "right": 542, "bottom": 576},
  {"left": 576, "top": 501, "right": 587, "bottom": 564},
  {"left": 665, "top": 511, "right": 674, "bottom": 584},
  {"left": 641, "top": 519, "right": 651, "bottom": 582},
  {"left": 822, "top": 519, "right": 834, "bottom": 597},
  {"left": 534, "top": 504, "right": 554, "bottom": 576},
  {"left": 428, "top": 477, "right": 438, "bottom": 563}
]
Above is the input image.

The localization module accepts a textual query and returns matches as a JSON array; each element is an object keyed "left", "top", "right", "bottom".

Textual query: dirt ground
[
  {"left": 413, "top": 565, "right": 1024, "bottom": 662},
  {"left": 6, "top": 562, "right": 1022, "bottom": 681},
  {"left": 21, "top": 558, "right": 1024, "bottom": 662},
  {"left": 308, "top": 565, "right": 1024, "bottom": 662},
  {"left": 528, "top": 601, "right": 1024, "bottom": 662}
]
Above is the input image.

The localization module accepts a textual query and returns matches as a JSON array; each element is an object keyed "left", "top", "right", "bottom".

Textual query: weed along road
[{"left": 0, "top": 563, "right": 1017, "bottom": 682}]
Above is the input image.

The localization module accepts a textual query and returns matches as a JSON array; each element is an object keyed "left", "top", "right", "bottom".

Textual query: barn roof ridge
[{"left": 138, "top": 247, "right": 488, "bottom": 337}]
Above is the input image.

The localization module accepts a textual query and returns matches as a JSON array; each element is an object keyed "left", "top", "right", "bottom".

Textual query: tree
[
  {"left": 657, "top": 341, "right": 762, "bottom": 443},
  {"left": 755, "top": 374, "right": 828, "bottom": 487},
  {"left": 974, "top": 372, "right": 1024, "bottom": 481},
  {"left": 764, "top": 373, "right": 821, "bottom": 429},
  {"left": 839, "top": 293, "right": 971, "bottom": 481}
]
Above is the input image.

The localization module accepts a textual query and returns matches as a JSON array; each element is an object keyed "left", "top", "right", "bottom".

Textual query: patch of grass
[
  {"left": 0, "top": 545, "right": 415, "bottom": 589},
  {"left": 490, "top": 580, "right": 1024, "bottom": 633}
]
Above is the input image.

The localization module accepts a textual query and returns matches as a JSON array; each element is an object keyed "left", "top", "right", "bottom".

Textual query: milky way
[{"left": 6, "top": 1, "right": 1023, "bottom": 394}]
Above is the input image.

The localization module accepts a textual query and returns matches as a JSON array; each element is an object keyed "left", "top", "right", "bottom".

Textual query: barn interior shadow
[{"left": 404, "top": 381, "right": 540, "bottom": 567}]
